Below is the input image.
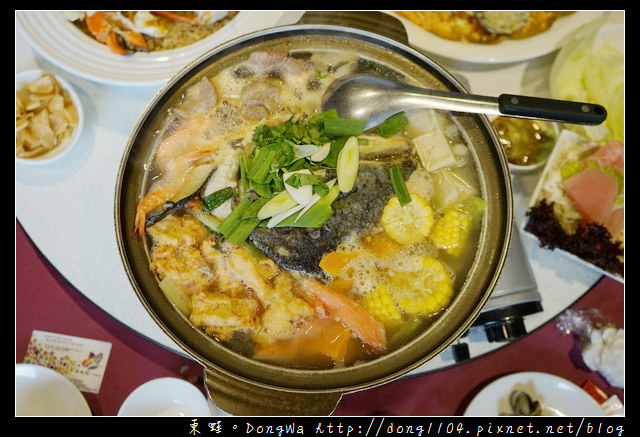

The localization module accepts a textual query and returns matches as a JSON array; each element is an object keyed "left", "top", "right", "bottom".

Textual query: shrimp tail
[{"left": 134, "top": 188, "right": 173, "bottom": 235}]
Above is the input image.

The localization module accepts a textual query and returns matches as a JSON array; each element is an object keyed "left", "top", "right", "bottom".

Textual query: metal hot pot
[{"left": 115, "top": 12, "right": 512, "bottom": 415}]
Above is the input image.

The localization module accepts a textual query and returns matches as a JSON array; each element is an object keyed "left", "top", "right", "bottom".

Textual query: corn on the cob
[
  {"left": 361, "top": 284, "right": 404, "bottom": 326},
  {"left": 388, "top": 257, "right": 454, "bottom": 317},
  {"left": 430, "top": 195, "right": 485, "bottom": 256},
  {"left": 380, "top": 194, "right": 435, "bottom": 244},
  {"left": 429, "top": 208, "right": 473, "bottom": 256},
  {"left": 361, "top": 257, "right": 454, "bottom": 322}
]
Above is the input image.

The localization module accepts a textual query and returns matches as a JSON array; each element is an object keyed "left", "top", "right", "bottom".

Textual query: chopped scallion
[
  {"left": 324, "top": 118, "right": 367, "bottom": 136},
  {"left": 285, "top": 172, "right": 324, "bottom": 188},
  {"left": 217, "top": 198, "right": 252, "bottom": 237},
  {"left": 377, "top": 112, "right": 408, "bottom": 138},
  {"left": 201, "top": 187, "right": 234, "bottom": 213},
  {"left": 219, "top": 197, "right": 268, "bottom": 245},
  {"left": 389, "top": 165, "right": 411, "bottom": 206},
  {"left": 337, "top": 136, "right": 360, "bottom": 193}
]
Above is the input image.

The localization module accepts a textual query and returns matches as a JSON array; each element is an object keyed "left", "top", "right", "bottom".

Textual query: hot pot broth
[{"left": 135, "top": 48, "right": 484, "bottom": 369}]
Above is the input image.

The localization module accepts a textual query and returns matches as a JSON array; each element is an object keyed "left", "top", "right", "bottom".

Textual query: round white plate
[
  {"left": 464, "top": 371, "right": 605, "bottom": 416},
  {"left": 15, "top": 363, "right": 92, "bottom": 416},
  {"left": 16, "top": 11, "right": 285, "bottom": 86},
  {"left": 118, "top": 377, "right": 216, "bottom": 416},
  {"left": 391, "top": 11, "right": 604, "bottom": 64}
]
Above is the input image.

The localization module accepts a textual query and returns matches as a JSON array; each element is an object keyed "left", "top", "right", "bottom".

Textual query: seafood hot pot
[{"left": 115, "top": 12, "right": 513, "bottom": 415}]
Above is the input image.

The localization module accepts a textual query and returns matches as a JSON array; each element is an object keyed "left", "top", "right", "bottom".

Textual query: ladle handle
[{"left": 498, "top": 94, "right": 607, "bottom": 125}]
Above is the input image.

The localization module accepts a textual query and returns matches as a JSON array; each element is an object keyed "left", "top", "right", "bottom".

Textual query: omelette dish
[
  {"left": 396, "top": 11, "right": 573, "bottom": 44},
  {"left": 134, "top": 49, "right": 486, "bottom": 369}
]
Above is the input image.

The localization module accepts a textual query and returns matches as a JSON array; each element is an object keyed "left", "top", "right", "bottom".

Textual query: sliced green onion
[
  {"left": 293, "top": 144, "right": 319, "bottom": 161},
  {"left": 274, "top": 203, "right": 333, "bottom": 228},
  {"left": 247, "top": 145, "right": 285, "bottom": 184},
  {"left": 285, "top": 172, "right": 324, "bottom": 188},
  {"left": 337, "top": 136, "right": 360, "bottom": 193},
  {"left": 272, "top": 184, "right": 340, "bottom": 228},
  {"left": 217, "top": 197, "right": 252, "bottom": 237},
  {"left": 186, "top": 207, "right": 264, "bottom": 258},
  {"left": 309, "top": 109, "right": 339, "bottom": 124},
  {"left": 389, "top": 165, "right": 412, "bottom": 206},
  {"left": 377, "top": 112, "right": 408, "bottom": 138},
  {"left": 257, "top": 190, "right": 298, "bottom": 220},
  {"left": 221, "top": 197, "right": 268, "bottom": 245},
  {"left": 239, "top": 155, "right": 250, "bottom": 192},
  {"left": 201, "top": 187, "right": 234, "bottom": 213},
  {"left": 324, "top": 118, "right": 367, "bottom": 136},
  {"left": 318, "top": 136, "right": 348, "bottom": 167},
  {"left": 186, "top": 208, "right": 222, "bottom": 234},
  {"left": 290, "top": 204, "right": 334, "bottom": 227},
  {"left": 226, "top": 217, "right": 260, "bottom": 246}
]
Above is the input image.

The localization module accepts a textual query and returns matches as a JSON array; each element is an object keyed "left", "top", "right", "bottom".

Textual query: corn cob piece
[
  {"left": 388, "top": 257, "right": 454, "bottom": 317},
  {"left": 361, "top": 284, "right": 403, "bottom": 326},
  {"left": 429, "top": 208, "right": 473, "bottom": 256}
]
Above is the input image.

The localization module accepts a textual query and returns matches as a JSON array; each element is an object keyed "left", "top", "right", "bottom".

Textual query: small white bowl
[
  {"left": 508, "top": 120, "right": 560, "bottom": 173},
  {"left": 489, "top": 115, "right": 559, "bottom": 174},
  {"left": 16, "top": 363, "right": 92, "bottom": 416},
  {"left": 15, "top": 69, "right": 84, "bottom": 165},
  {"left": 117, "top": 377, "right": 215, "bottom": 416}
]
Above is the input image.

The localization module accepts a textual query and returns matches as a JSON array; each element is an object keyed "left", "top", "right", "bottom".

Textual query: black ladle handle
[{"left": 498, "top": 94, "right": 607, "bottom": 125}]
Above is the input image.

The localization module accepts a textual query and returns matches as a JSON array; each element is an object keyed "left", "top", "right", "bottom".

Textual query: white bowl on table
[
  {"left": 15, "top": 69, "right": 84, "bottom": 165},
  {"left": 15, "top": 363, "right": 92, "bottom": 416},
  {"left": 117, "top": 377, "right": 217, "bottom": 416}
]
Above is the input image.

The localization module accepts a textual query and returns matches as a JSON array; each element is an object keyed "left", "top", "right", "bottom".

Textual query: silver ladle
[{"left": 321, "top": 74, "right": 607, "bottom": 130}]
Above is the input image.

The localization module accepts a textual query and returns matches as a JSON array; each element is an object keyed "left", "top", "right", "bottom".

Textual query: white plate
[
  {"left": 118, "top": 377, "right": 216, "bottom": 416},
  {"left": 390, "top": 11, "right": 603, "bottom": 64},
  {"left": 15, "top": 363, "right": 92, "bottom": 416},
  {"left": 16, "top": 11, "right": 285, "bottom": 86},
  {"left": 464, "top": 371, "right": 605, "bottom": 416},
  {"left": 16, "top": 69, "right": 85, "bottom": 165}
]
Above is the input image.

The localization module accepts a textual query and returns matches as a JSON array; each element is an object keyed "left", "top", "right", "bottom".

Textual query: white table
[{"left": 16, "top": 11, "right": 613, "bottom": 374}]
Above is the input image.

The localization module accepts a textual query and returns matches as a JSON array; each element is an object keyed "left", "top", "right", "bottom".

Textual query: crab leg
[{"left": 85, "top": 11, "right": 148, "bottom": 54}]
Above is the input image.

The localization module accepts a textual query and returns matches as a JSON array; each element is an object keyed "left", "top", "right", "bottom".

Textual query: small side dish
[
  {"left": 395, "top": 11, "right": 573, "bottom": 44},
  {"left": 16, "top": 70, "right": 82, "bottom": 162},
  {"left": 524, "top": 130, "right": 623, "bottom": 280},
  {"left": 491, "top": 116, "right": 557, "bottom": 171}
]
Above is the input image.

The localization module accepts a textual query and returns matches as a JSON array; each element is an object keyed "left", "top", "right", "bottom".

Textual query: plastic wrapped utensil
[{"left": 556, "top": 308, "right": 624, "bottom": 389}]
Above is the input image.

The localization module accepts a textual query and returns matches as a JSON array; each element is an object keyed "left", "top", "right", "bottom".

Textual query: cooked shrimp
[
  {"left": 300, "top": 278, "right": 387, "bottom": 352},
  {"left": 135, "top": 97, "right": 253, "bottom": 236},
  {"left": 134, "top": 149, "right": 213, "bottom": 235}
]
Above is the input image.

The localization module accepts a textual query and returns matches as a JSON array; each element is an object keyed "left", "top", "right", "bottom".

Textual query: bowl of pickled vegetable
[{"left": 491, "top": 116, "right": 558, "bottom": 173}]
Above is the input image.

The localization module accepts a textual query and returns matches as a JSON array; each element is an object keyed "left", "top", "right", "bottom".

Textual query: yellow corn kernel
[
  {"left": 388, "top": 257, "right": 454, "bottom": 317},
  {"left": 361, "top": 284, "right": 403, "bottom": 325},
  {"left": 429, "top": 208, "right": 472, "bottom": 256},
  {"left": 381, "top": 194, "right": 435, "bottom": 245}
]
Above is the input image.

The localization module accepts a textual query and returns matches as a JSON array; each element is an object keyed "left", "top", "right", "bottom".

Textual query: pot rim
[{"left": 115, "top": 21, "right": 513, "bottom": 393}]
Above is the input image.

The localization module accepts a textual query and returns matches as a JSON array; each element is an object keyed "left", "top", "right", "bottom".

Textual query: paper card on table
[{"left": 23, "top": 330, "right": 112, "bottom": 394}]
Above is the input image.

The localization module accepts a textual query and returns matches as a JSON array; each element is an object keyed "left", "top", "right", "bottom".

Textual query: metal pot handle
[
  {"left": 204, "top": 367, "right": 343, "bottom": 416},
  {"left": 298, "top": 11, "right": 409, "bottom": 44}
]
